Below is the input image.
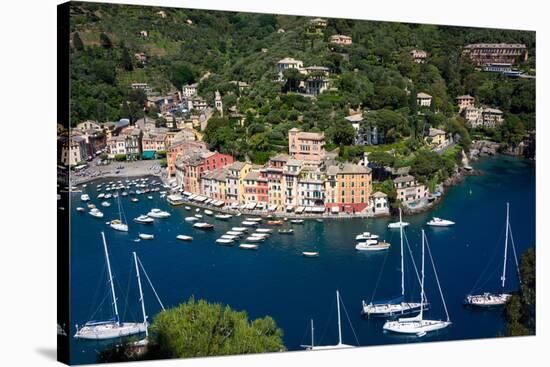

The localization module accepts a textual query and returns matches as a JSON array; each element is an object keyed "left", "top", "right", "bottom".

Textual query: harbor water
[{"left": 69, "top": 156, "right": 535, "bottom": 364}]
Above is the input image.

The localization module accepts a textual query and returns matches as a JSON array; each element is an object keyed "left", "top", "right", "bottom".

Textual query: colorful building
[
  {"left": 288, "top": 128, "right": 325, "bottom": 162},
  {"left": 225, "top": 161, "right": 252, "bottom": 204},
  {"left": 394, "top": 175, "right": 428, "bottom": 203},
  {"left": 463, "top": 43, "right": 527, "bottom": 66}
]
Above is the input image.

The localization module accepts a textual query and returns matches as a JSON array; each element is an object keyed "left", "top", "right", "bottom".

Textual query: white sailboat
[
  {"left": 74, "top": 232, "right": 145, "bottom": 340},
  {"left": 362, "top": 208, "right": 428, "bottom": 317},
  {"left": 383, "top": 230, "right": 451, "bottom": 337},
  {"left": 464, "top": 203, "right": 518, "bottom": 307},
  {"left": 110, "top": 194, "right": 128, "bottom": 232},
  {"left": 302, "top": 290, "right": 356, "bottom": 350}
]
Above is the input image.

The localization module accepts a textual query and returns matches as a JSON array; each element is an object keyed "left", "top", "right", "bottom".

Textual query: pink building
[
  {"left": 456, "top": 95, "right": 475, "bottom": 112},
  {"left": 394, "top": 175, "right": 428, "bottom": 204},
  {"left": 288, "top": 128, "right": 325, "bottom": 162},
  {"left": 329, "top": 34, "right": 352, "bottom": 45}
]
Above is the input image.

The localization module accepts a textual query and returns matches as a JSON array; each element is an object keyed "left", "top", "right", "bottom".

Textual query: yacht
[
  {"left": 465, "top": 292, "right": 512, "bottom": 307},
  {"left": 89, "top": 208, "right": 104, "bottom": 218},
  {"left": 388, "top": 221, "right": 409, "bottom": 229},
  {"left": 134, "top": 215, "right": 154, "bottom": 224},
  {"left": 427, "top": 217, "right": 455, "bottom": 227},
  {"left": 110, "top": 219, "right": 128, "bottom": 232},
  {"left": 355, "top": 232, "right": 380, "bottom": 241},
  {"left": 355, "top": 240, "right": 390, "bottom": 251},
  {"left": 147, "top": 209, "right": 171, "bottom": 219},
  {"left": 139, "top": 233, "right": 154, "bottom": 240}
]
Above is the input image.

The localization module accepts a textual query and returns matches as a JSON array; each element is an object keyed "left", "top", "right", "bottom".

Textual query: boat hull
[
  {"left": 383, "top": 319, "right": 451, "bottom": 335},
  {"left": 74, "top": 322, "right": 146, "bottom": 340},
  {"left": 361, "top": 301, "right": 429, "bottom": 317},
  {"left": 464, "top": 293, "right": 511, "bottom": 307}
]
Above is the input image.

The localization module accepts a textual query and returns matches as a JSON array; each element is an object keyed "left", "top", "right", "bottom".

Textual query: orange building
[
  {"left": 325, "top": 163, "right": 372, "bottom": 213},
  {"left": 288, "top": 128, "right": 325, "bottom": 162}
]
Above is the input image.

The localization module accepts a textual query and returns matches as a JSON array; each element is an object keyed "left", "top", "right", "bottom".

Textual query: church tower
[{"left": 214, "top": 90, "right": 223, "bottom": 117}]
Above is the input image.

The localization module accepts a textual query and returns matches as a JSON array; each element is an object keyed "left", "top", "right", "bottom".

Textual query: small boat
[
  {"left": 226, "top": 231, "right": 243, "bottom": 236},
  {"left": 231, "top": 227, "right": 248, "bottom": 232},
  {"left": 139, "top": 233, "right": 154, "bottom": 240},
  {"left": 185, "top": 217, "right": 199, "bottom": 222},
  {"left": 242, "top": 221, "right": 258, "bottom": 226},
  {"left": 204, "top": 210, "right": 214, "bottom": 216},
  {"left": 427, "top": 217, "right": 455, "bottom": 227},
  {"left": 185, "top": 206, "right": 192, "bottom": 210},
  {"left": 215, "top": 214, "right": 233, "bottom": 220},
  {"left": 97, "top": 193, "right": 105, "bottom": 199},
  {"left": 147, "top": 209, "right": 171, "bottom": 219},
  {"left": 302, "top": 251, "right": 319, "bottom": 257},
  {"left": 89, "top": 208, "right": 104, "bottom": 218},
  {"left": 355, "top": 240, "right": 390, "bottom": 251},
  {"left": 195, "top": 214, "right": 203, "bottom": 218},
  {"left": 388, "top": 221, "right": 409, "bottom": 229},
  {"left": 147, "top": 196, "right": 153, "bottom": 200},
  {"left": 355, "top": 232, "right": 380, "bottom": 241},
  {"left": 221, "top": 234, "right": 238, "bottom": 240},
  {"left": 87, "top": 203, "right": 96, "bottom": 209},
  {"left": 121, "top": 192, "right": 128, "bottom": 197},
  {"left": 251, "top": 233, "right": 269, "bottom": 239},
  {"left": 291, "top": 219, "right": 304, "bottom": 224},
  {"left": 76, "top": 207, "right": 85, "bottom": 213},
  {"left": 110, "top": 219, "right": 128, "bottom": 232},
  {"left": 101, "top": 201, "right": 111, "bottom": 207},
  {"left": 216, "top": 238, "right": 234, "bottom": 245},
  {"left": 316, "top": 219, "right": 324, "bottom": 223},
  {"left": 246, "top": 217, "right": 263, "bottom": 222},
  {"left": 193, "top": 222, "right": 214, "bottom": 230},
  {"left": 245, "top": 236, "right": 265, "bottom": 243},
  {"left": 134, "top": 215, "right": 154, "bottom": 224},
  {"left": 267, "top": 220, "right": 283, "bottom": 226},
  {"left": 80, "top": 194, "right": 90, "bottom": 202},
  {"left": 278, "top": 229, "right": 294, "bottom": 234},
  {"left": 239, "top": 244, "right": 258, "bottom": 250},
  {"left": 256, "top": 228, "right": 272, "bottom": 233},
  {"left": 176, "top": 235, "right": 193, "bottom": 241},
  {"left": 195, "top": 208, "right": 201, "bottom": 212},
  {"left": 104, "top": 193, "right": 112, "bottom": 199},
  {"left": 131, "top": 198, "right": 139, "bottom": 203}
]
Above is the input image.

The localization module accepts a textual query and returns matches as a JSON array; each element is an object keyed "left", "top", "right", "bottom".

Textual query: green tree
[
  {"left": 368, "top": 151, "right": 395, "bottom": 167},
  {"left": 99, "top": 298, "right": 285, "bottom": 362},
  {"left": 410, "top": 149, "right": 443, "bottom": 182},
  {"left": 504, "top": 247, "right": 535, "bottom": 336},
  {"left": 327, "top": 120, "right": 355, "bottom": 146},
  {"left": 73, "top": 32, "right": 84, "bottom": 51},
  {"left": 121, "top": 47, "right": 134, "bottom": 71},
  {"left": 169, "top": 63, "right": 196, "bottom": 90}
]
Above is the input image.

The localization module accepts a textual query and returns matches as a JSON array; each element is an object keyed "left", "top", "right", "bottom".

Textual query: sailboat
[
  {"left": 74, "top": 232, "right": 146, "bottom": 340},
  {"left": 362, "top": 208, "right": 428, "bottom": 317},
  {"left": 302, "top": 290, "right": 356, "bottom": 350},
  {"left": 464, "top": 203, "right": 518, "bottom": 307},
  {"left": 110, "top": 192, "right": 128, "bottom": 232},
  {"left": 383, "top": 230, "right": 451, "bottom": 337}
]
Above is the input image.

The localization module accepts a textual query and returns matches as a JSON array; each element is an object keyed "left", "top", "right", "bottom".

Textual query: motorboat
[
  {"left": 101, "top": 201, "right": 111, "bottom": 207},
  {"left": 147, "top": 208, "right": 171, "bottom": 218},
  {"left": 427, "top": 217, "right": 455, "bottom": 227},
  {"left": 195, "top": 208, "right": 200, "bottom": 212},
  {"left": 97, "top": 193, "right": 105, "bottom": 199},
  {"left": 214, "top": 214, "right": 232, "bottom": 220},
  {"left": 147, "top": 196, "right": 153, "bottom": 200},
  {"left": 355, "top": 232, "right": 380, "bottom": 241},
  {"left": 245, "top": 236, "right": 265, "bottom": 243},
  {"left": 134, "top": 215, "right": 154, "bottom": 224},
  {"left": 216, "top": 238, "right": 234, "bottom": 245},
  {"left": 87, "top": 203, "right": 96, "bottom": 209},
  {"left": 89, "top": 208, "right": 104, "bottom": 218},
  {"left": 226, "top": 231, "right": 243, "bottom": 237},
  {"left": 464, "top": 292, "right": 511, "bottom": 307},
  {"left": 185, "top": 206, "right": 192, "bottom": 210},
  {"left": 185, "top": 217, "right": 199, "bottom": 222},
  {"left": 302, "top": 251, "right": 319, "bottom": 257},
  {"left": 110, "top": 219, "right": 128, "bottom": 232},
  {"left": 131, "top": 198, "right": 139, "bottom": 203},
  {"left": 139, "top": 233, "right": 154, "bottom": 240},
  {"left": 80, "top": 194, "right": 90, "bottom": 202},
  {"left": 239, "top": 244, "right": 259, "bottom": 250},
  {"left": 193, "top": 222, "right": 214, "bottom": 230},
  {"left": 255, "top": 228, "right": 272, "bottom": 233},
  {"left": 221, "top": 234, "right": 239, "bottom": 240},
  {"left": 291, "top": 219, "right": 304, "bottom": 224},
  {"left": 76, "top": 207, "right": 85, "bottom": 213},
  {"left": 204, "top": 210, "right": 214, "bottom": 216},
  {"left": 267, "top": 220, "right": 283, "bottom": 225},
  {"left": 231, "top": 227, "right": 248, "bottom": 232},
  {"left": 355, "top": 240, "right": 390, "bottom": 251},
  {"left": 176, "top": 235, "right": 193, "bottom": 241},
  {"left": 246, "top": 217, "right": 263, "bottom": 222},
  {"left": 278, "top": 229, "right": 294, "bottom": 234},
  {"left": 242, "top": 221, "right": 258, "bottom": 226},
  {"left": 388, "top": 221, "right": 409, "bottom": 229},
  {"left": 195, "top": 214, "right": 203, "bottom": 218}
]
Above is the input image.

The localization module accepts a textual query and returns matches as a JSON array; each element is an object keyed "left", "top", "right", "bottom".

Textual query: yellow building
[
  {"left": 226, "top": 161, "right": 252, "bottom": 204},
  {"left": 426, "top": 127, "right": 448, "bottom": 147}
]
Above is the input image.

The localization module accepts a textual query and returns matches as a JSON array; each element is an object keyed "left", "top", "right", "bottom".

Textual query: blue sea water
[{"left": 68, "top": 156, "right": 535, "bottom": 364}]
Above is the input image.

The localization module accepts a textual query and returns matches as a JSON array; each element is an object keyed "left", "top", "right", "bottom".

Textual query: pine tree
[
  {"left": 121, "top": 47, "right": 133, "bottom": 71},
  {"left": 99, "top": 32, "right": 112, "bottom": 49}
]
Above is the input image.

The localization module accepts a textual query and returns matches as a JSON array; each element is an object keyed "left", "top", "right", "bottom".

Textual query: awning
[
  {"left": 214, "top": 200, "right": 225, "bottom": 207},
  {"left": 195, "top": 196, "right": 207, "bottom": 202},
  {"left": 142, "top": 150, "right": 156, "bottom": 159},
  {"left": 268, "top": 204, "right": 278, "bottom": 212},
  {"left": 304, "top": 207, "right": 312, "bottom": 213},
  {"left": 312, "top": 206, "right": 325, "bottom": 213},
  {"left": 331, "top": 206, "right": 340, "bottom": 213},
  {"left": 183, "top": 191, "right": 192, "bottom": 196},
  {"left": 295, "top": 206, "right": 305, "bottom": 214},
  {"left": 286, "top": 205, "right": 294, "bottom": 212},
  {"left": 246, "top": 202, "right": 257, "bottom": 209}
]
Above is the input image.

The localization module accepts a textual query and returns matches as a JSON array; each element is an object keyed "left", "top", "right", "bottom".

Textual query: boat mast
[
  {"left": 336, "top": 290, "right": 343, "bottom": 345},
  {"left": 311, "top": 319, "right": 314, "bottom": 348},
  {"left": 501, "top": 202, "right": 509, "bottom": 289},
  {"left": 101, "top": 232, "right": 120, "bottom": 325},
  {"left": 133, "top": 252, "right": 148, "bottom": 337},
  {"left": 419, "top": 230, "right": 425, "bottom": 320},
  {"left": 399, "top": 208, "right": 404, "bottom": 298}
]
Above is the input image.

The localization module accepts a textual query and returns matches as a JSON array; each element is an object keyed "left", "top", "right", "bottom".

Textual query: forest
[{"left": 69, "top": 2, "right": 536, "bottom": 168}]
